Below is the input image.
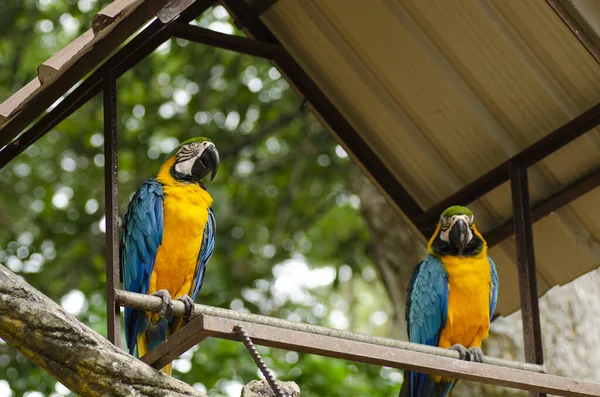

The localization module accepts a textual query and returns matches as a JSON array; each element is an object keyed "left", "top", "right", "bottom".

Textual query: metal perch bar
[
  {"left": 115, "top": 289, "right": 541, "bottom": 372},
  {"left": 112, "top": 290, "right": 600, "bottom": 396}
]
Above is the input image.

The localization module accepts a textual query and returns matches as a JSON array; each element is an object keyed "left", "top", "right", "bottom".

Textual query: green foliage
[{"left": 0, "top": 1, "right": 402, "bottom": 396}]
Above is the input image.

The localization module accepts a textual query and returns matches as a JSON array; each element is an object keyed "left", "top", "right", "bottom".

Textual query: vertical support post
[
  {"left": 509, "top": 159, "right": 545, "bottom": 397},
  {"left": 104, "top": 72, "right": 121, "bottom": 347}
]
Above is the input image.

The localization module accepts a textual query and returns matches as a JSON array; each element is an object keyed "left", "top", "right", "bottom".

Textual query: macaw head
[
  {"left": 429, "top": 205, "right": 486, "bottom": 257},
  {"left": 164, "top": 137, "right": 220, "bottom": 184}
]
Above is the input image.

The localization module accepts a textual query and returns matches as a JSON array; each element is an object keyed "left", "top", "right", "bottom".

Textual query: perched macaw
[
  {"left": 121, "top": 137, "right": 219, "bottom": 375},
  {"left": 399, "top": 205, "right": 498, "bottom": 397}
]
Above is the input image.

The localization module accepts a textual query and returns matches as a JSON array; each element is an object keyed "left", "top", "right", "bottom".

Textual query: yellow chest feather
[
  {"left": 151, "top": 161, "right": 213, "bottom": 297},
  {"left": 439, "top": 254, "right": 492, "bottom": 348}
]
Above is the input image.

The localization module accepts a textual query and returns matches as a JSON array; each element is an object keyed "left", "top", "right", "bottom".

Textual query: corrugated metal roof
[
  {"left": 260, "top": 0, "right": 600, "bottom": 314},
  {"left": 3, "top": 0, "right": 600, "bottom": 315}
]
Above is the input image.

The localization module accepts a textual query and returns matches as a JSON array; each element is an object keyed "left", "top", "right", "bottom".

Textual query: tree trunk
[
  {"left": 351, "top": 170, "right": 426, "bottom": 340},
  {"left": 352, "top": 172, "right": 600, "bottom": 395},
  {"left": 0, "top": 264, "right": 206, "bottom": 397}
]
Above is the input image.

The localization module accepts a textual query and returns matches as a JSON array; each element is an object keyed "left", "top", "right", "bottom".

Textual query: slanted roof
[
  {"left": 256, "top": 0, "right": 600, "bottom": 314},
  {"left": 2, "top": 0, "right": 600, "bottom": 316}
]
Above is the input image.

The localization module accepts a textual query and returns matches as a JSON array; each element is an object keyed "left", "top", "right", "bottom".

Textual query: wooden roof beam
[
  {"left": 0, "top": 0, "right": 216, "bottom": 169},
  {"left": 171, "top": 21, "right": 284, "bottom": 59},
  {"left": 1, "top": 0, "right": 201, "bottom": 146}
]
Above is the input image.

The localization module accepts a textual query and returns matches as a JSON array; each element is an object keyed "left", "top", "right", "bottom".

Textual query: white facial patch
[
  {"left": 174, "top": 157, "right": 195, "bottom": 175},
  {"left": 174, "top": 141, "right": 214, "bottom": 176},
  {"left": 439, "top": 214, "right": 474, "bottom": 244}
]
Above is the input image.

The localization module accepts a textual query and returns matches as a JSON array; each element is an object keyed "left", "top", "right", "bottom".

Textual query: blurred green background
[{"left": 0, "top": 1, "right": 404, "bottom": 396}]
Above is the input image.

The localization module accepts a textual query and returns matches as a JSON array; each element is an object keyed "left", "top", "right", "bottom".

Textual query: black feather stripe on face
[
  {"left": 176, "top": 142, "right": 200, "bottom": 163},
  {"left": 170, "top": 142, "right": 205, "bottom": 187},
  {"left": 430, "top": 226, "right": 484, "bottom": 257}
]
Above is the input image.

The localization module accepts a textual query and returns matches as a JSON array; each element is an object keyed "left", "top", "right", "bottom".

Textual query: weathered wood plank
[{"left": 0, "top": 78, "right": 41, "bottom": 128}]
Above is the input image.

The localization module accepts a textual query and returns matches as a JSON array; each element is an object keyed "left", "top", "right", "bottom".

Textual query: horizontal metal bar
[
  {"left": 413, "top": 101, "right": 600, "bottom": 231},
  {"left": 114, "top": 290, "right": 600, "bottom": 397},
  {"left": 115, "top": 290, "right": 542, "bottom": 372},
  {"left": 486, "top": 166, "right": 600, "bottom": 246},
  {"left": 171, "top": 22, "right": 284, "bottom": 59},
  {"left": 204, "top": 316, "right": 596, "bottom": 397}
]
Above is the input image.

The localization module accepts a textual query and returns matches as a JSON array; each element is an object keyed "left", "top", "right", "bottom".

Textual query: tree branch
[{"left": 0, "top": 265, "right": 206, "bottom": 397}]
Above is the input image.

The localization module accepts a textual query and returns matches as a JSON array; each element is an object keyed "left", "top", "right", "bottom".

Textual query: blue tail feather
[
  {"left": 147, "top": 317, "right": 170, "bottom": 351},
  {"left": 400, "top": 370, "right": 454, "bottom": 397},
  {"left": 124, "top": 307, "right": 148, "bottom": 356}
]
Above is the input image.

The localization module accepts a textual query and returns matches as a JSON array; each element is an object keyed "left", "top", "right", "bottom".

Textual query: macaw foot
[
  {"left": 450, "top": 344, "right": 472, "bottom": 361},
  {"left": 468, "top": 346, "right": 485, "bottom": 363},
  {"left": 177, "top": 294, "right": 195, "bottom": 323},
  {"left": 151, "top": 289, "right": 173, "bottom": 318}
]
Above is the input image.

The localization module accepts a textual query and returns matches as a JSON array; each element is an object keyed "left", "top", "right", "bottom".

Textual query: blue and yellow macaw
[
  {"left": 120, "top": 137, "right": 219, "bottom": 375},
  {"left": 400, "top": 206, "right": 498, "bottom": 397}
]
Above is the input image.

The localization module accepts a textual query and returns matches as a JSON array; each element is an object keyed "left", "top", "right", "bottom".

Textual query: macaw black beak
[
  {"left": 449, "top": 219, "right": 469, "bottom": 256},
  {"left": 192, "top": 144, "right": 220, "bottom": 181}
]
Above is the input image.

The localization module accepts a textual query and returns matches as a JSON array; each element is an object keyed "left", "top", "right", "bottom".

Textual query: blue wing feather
[
  {"left": 407, "top": 255, "right": 448, "bottom": 348},
  {"left": 121, "top": 179, "right": 164, "bottom": 356},
  {"left": 488, "top": 256, "right": 499, "bottom": 318},
  {"left": 405, "top": 255, "right": 450, "bottom": 397},
  {"left": 190, "top": 207, "right": 216, "bottom": 300}
]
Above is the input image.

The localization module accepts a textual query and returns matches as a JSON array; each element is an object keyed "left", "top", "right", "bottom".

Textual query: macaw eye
[
  {"left": 440, "top": 216, "right": 450, "bottom": 230},
  {"left": 468, "top": 215, "right": 474, "bottom": 225}
]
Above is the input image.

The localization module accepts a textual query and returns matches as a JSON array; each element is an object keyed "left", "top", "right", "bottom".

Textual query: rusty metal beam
[
  {"left": 510, "top": 160, "right": 546, "bottom": 397},
  {"left": 171, "top": 21, "right": 284, "bottom": 59},
  {"left": 0, "top": 0, "right": 216, "bottom": 170},
  {"left": 220, "top": 0, "right": 425, "bottom": 221},
  {"left": 115, "top": 289, "right": 543, "bottom": 372},
  {"left": 546, "top": 0, "right": 600, "bottom": 65},
  {"left": 413, "top": 101, "right": 600, "bottom": 232},
  {"left": 113, "top": 290, "right": 600, "bottom": 397},
  {"left": 486, "top": 166, "right": 600, "bottom": 246},
  {"left": 246, "top": 0, "right": 277, "bottom": 15},
  {"left": 103, "top": 72, "right": 121, "bottom": 346}
]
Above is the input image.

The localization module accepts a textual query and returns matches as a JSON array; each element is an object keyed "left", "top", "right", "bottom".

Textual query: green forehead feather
[
  {"left": 164, "top": 137, "right": 212, "bottom": 163},
  {"left": 440, "top": 205, "right": 473, "bottom": 218}
]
